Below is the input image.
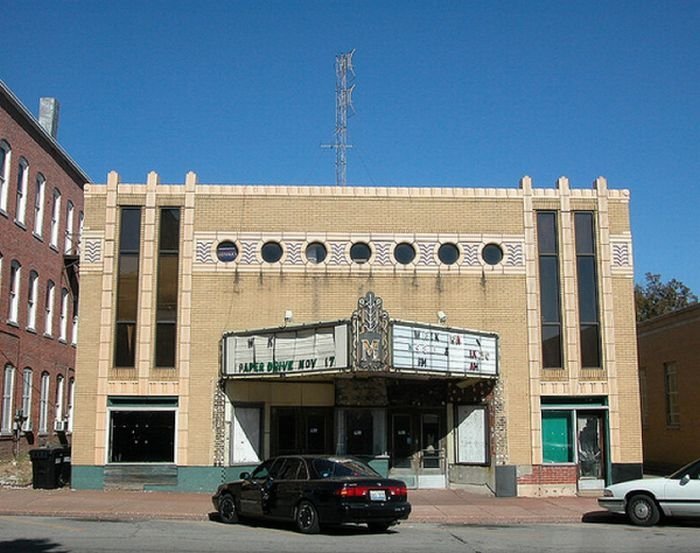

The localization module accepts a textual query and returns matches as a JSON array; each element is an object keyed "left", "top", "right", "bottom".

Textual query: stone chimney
[{"left": 39, "top": 97, "right": 60, "bottom": 139}]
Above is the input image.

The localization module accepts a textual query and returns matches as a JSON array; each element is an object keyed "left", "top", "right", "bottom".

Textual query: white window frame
[
  {"left": 78, "top": 211, "right": 84, "bottom": 253},
  {"left": 64, "top": 200, "right": 74, "bottom": 254},
  {"left": 33, "top": 174, "right": 46, "bottom": 237},
  {"left": 59, "top": 288, "right": 69, "bottom": 341},
  {"left": 27, "top": 270, "right": 38, "bottom": 330},
  {"left": 21, "top": 368, "right": 32, "bottom": 431},
  {"left": 8, "top": 260, "right": 21, "bottom": 324},
  {"left": 0, "top": 141, "right": 10, "bottom": 212},
  {"left": 50, "top": 189, "right": 61, "bottom": 249},
  {"left": 39, "top": 373, "right": 50, "bottom": 433},
  {"left": 15, "top": 158, "right": 28, "bottom": 226},
  {"left": 67, "top": 378, "right": 75, "bottom": 432},
  {"left": 55, "top": 375, "right": 65, "bottom": 426},
  {"left": 45, "top": 280, "right": 55, "bottom": 336},
  {"left": 1, "top": 365, "right": 16, "bottom": 434}
]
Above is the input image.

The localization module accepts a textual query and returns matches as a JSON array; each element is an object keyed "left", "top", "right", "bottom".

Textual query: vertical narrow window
[
  {"left": 664, "top": 362, "right": 679, "bottom": 427},
  {"left": 27, "top": 270, "right": 38, "bottom": 330},
  {"left": 115, "top": 207, "right": 141, "bottom": 367},
  {"left": 59, "top": 288, "right": 69, "bottom": 341},
  {"left": 67, "top": 378, "right": 75, "bottom": 432},
  {"left": 15, "top": 158, "right": 29, "bottom": 225},
  {"left": 536, "top": 212, "right": 562, "bottom": 368},
  {"left": 575, "top": 212, "right": 601, "bottom": 367},
  {"left": 8, "top": 260, "right": 21, "bottom": 324},
  {"left": 78, "top": 211, "right": 84, "bottom": 252},
  {"left": 50, "top": 189, "right": 61, "bottom": 248},
  {"left": 21, "top": 368, "right": 32, "bottom": 431},
  {"left": 71, "top": 295, "right": 79, "bottom": 345},
  {"left": 155, "top": 208, "right": 180, "bottom": 367},
  {"left": 44, "top": 280, "right": 55, "bottom": 336},
  {"left": 64, "top": 200, "right": 75, "bottom": 254},
  {"left": 0, "top": 141, "right": 10, "bottom": 212},
  {"left": 39, "top": 373, "right": 50, "bottom": 433},
  {"left": 639, "top": 367, "right": 648, "bottom": 429},
  {"left": 1, "top": 365, "right": 16, "bottom": 433},
  {"left": 55, "top": 375, "right": 65, "bottom": 428},
  {"left": 33, "top": 174, "right": 46, "bottom": 237}
]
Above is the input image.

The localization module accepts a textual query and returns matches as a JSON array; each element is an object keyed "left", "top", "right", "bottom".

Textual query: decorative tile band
[{"left": 193, "top": 233, "right": 526, "bottom": 273}]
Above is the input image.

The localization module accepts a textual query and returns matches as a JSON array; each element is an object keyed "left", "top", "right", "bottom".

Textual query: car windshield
[
  {"left": 312, "top": 458, "right": 380, "bottom": 479},
  {"left": 668, "top": 459, "right": 700, "bottom": 480}
]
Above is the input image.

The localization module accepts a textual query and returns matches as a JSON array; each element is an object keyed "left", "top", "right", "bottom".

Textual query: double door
[{"left": 390, "top": 410, "right": 445, "bottom": 488}]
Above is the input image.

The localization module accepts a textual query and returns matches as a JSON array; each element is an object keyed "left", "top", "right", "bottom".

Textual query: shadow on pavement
[
  {"left": 0, "top": 538, "right": 68, "bottom": 553},
  {"left": 208, "top": 511, "right": 400, "bottom": 535},
  {"left": 582, "top": 510, "right": 700, "bottom": 528}
]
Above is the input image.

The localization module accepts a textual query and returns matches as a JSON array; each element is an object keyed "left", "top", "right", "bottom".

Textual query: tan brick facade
[{"left": 72, "top": 171, "right": 642, "bottom": 495}]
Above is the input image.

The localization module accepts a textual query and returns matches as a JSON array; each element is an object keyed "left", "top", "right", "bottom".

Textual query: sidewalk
[{"left": 0, "top": 487, "right": 602, "bottom": 525}]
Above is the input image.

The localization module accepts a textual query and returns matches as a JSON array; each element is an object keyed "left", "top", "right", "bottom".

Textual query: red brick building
[
  {"left": 637, "top": 303, "right": 700, "bottom": 473},
  {"left": 0, "top": 81, "right": 88, "bottom": 459}
]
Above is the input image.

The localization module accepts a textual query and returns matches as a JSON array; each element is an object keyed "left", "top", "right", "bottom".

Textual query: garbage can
[
  {"left": 29, "top": 447, "right": 71, "bottom": 489},
  {"left": 29, "top": 448, "right": 58, "bottom": 489},
  {"left": 56, "top": 447, "right": 72, "bottom": 487}
]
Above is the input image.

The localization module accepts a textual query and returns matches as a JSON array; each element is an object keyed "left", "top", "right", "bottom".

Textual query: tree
[{"left": 634, "top": 273, "right": 698, "bottom": 322}]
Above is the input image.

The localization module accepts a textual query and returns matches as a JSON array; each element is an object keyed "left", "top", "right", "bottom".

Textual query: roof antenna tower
[{"left": 323, "top": 49, "right": 355, "bottom": 186}]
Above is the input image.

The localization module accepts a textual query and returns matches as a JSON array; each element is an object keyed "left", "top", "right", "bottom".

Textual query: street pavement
[{"left": 0, "top": 487, "right": 602, "bottom": 525}]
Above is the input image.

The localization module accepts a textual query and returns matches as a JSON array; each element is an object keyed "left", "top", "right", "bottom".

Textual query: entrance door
[
  {"left": 391, "top": 414, "right": 414, "bottom": 469},
  {"left": 390, "top": 411, "right": 445, "bottom": 488},
  {"left": 576, "top": 412, "right": 605, "bottom": 491}
]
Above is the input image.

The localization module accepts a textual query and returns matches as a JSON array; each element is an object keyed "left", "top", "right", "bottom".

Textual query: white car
[{"left": 598, "top": 459, "right": 700, "bottom": 526}]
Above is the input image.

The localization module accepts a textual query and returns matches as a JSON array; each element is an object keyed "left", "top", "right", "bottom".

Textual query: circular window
[
  {"left": 216, "top": 241, "right": 238, "bottom": 263},
  {"left": 261, "top": 241, "right": 283, "bottom": 263},
  {"left": 394, "top": 242, "right": 416, "bottom": 265},
  {"left": 306, "top": 242, "right": 327, "bottom": 264},
  {"left": 482, "top": 243, "right": 504, "bottom": 265},
  {"left": 350, "top": 242, "right": 371, "bottom": 264},
  {"left": 438, "top": 243, "right": 460, "bottom": 265}
]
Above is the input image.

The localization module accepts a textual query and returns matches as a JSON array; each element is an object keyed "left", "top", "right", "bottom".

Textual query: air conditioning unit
[{"left": 54, "top": 419, "right": 66, "bottom": 432}]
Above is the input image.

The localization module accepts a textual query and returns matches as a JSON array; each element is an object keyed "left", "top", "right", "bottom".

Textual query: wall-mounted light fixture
[
  {"left": 437, "top": 311, "right": 447, "bottom": 324},
  {"left": 284, "top": 310, "right": 293, "bottom": 324}
]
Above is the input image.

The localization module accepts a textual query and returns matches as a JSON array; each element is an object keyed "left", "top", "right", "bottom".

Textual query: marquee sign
[
  {"left": 222, "top": 322, "right": 349, "bottom": 378},
  {"left": 221, "top": 293, "right": 499, "bottom": 379},
  {"left": 391, "top": 322, "right": 498, "bottom": 377}
]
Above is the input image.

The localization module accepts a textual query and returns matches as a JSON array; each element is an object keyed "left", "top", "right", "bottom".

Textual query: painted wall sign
[
  {"left": 392, "top": 322, "right": 498, "bottom": 377},
  {"left": 223, "top": 322, "right": 349, "bottom": 378}
]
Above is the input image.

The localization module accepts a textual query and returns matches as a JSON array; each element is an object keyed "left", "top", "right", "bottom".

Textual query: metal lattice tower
[{"left": 325, "top": 49, "right": 355, "bottom": 187}]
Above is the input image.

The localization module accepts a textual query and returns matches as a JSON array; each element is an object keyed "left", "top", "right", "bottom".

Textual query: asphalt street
[{"left": 1, "top": 516, "right": 699, "bottom": 553}]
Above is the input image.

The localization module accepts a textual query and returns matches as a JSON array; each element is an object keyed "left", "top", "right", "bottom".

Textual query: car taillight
[
  {"left": 387, "top": 485, "right": 407, "bottom": 499},
  {"left": 336, "top": 485, "right": 371, "bottom": 497},
  {"left": 335, "top": 484, "right": 408, "bottom": 499}
]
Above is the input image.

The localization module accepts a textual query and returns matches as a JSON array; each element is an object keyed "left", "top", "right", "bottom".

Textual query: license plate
[{"left": 369, "top": 490, "right": 386, "bottom": 501}]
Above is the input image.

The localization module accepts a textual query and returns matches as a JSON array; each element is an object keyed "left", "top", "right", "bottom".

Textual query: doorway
[
  {"left": 389, "top": 410, "right": 446, "bottom": 488},
  {"left": 576, "top": 411, "right": 606, "bottom": 491}
]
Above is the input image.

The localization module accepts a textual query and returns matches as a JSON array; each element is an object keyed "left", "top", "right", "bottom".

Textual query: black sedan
[{"left": 212, "top": 455, "right": 411, "bottom": 534}]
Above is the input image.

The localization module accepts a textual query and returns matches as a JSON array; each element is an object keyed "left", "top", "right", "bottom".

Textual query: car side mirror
[
  {"left": 681, "top": 474, "right": 691, "bottom": 485},
  {"left": 239, "top": 471, "right": 251, "bottom": 480}
]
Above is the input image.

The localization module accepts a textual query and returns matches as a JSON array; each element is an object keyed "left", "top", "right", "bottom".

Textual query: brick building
[
  {"left": 637, "top": 303, "right": 700, "bottom": 473},
  {"left": 72, "top": 171, "right": 642, "bottom": 496},
  {"left": 0, "top": 81, "right": 88, "bottom": 458}
]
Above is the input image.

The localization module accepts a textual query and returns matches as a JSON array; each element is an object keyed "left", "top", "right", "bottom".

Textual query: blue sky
[{"left": 3, "top": 1, "right": 698, "bottom": 292}]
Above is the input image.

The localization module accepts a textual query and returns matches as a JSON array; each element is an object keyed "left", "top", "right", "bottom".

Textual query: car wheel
[
  {"left": 218, "top": 493, "right": 239, "bottom": 524},
  {"left": 368, "top": 522, "right": 391, "bottom": 532},
  {"left": 626, "top": 494, "right": 661, "bottom": 526},
  {"left": 295, "top": 499, "right": 320, "bottom": 534}
]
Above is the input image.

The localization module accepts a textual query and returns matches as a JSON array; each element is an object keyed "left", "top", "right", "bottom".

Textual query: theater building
[{"left": 71, "top": 171, "right": 642, "bottom": 496}]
